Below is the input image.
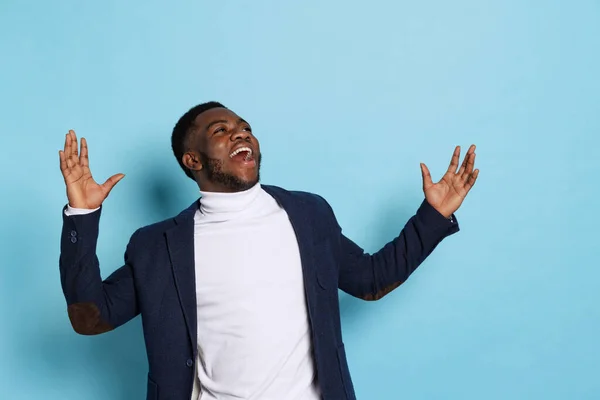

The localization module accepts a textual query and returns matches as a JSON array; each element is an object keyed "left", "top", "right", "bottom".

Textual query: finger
[
  {"left": 70, "top": 130, "right": 79, "bottom": 157},
  {"left": 64, "top": 134, "right": 76, "bottom": 169},
  {"left": 63, "top": 132, "right": 70, "bottom": 153},
  {"left": 59, "top": 150, "right": 68, "bottom": 175},
  {"left": 80, "top": 137, "right": 89, "bottom": 168},
  {"left": 65, "top": 133, "right": 71, "bottom": 160},
  {"left": 464, "top": 169, "right": 479, "bottom": 192},
  {"left": 461, "top": 151, "right": 476, "bottom": 179},
  {"left": 102, "top": 173, "right": 125, "bottom": 194},
  {"left": 421, "top": 163, "right": 434, "bottom": 190},
  {"left": 457, "top": 145, "right": 474, "bottom": 176},
  {"left": 68, "top": 130, "right": 81, "bottom": 168},
  {"left": 446, "top": 146, "right": 460, "bottom": 174}
]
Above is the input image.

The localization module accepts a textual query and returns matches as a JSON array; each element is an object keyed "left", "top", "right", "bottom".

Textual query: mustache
[{"left": 198, "top": 152, "right": 262, "bottom": 166}]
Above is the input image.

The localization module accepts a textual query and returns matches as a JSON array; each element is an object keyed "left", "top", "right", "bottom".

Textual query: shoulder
[
  {"left": 262, "top": 184, "right": 331, "bottom": 207},
  {"left": 129, "top": 200, "right": 198, "bottom": 245},
  {"left": 262, "top": 184, "right": 338, "bottom": 225}
]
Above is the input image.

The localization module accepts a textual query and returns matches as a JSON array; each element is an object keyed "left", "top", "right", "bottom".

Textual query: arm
[
  {"left": 337, "top": 200, "right": 458, "bottom": 300},
  {"left": 337, "top": 144, "right": 479, "bottom": 300},
  {"left": 58, "top": 130, "right": 130, "bottom": 334},
  {"left": 59, "top": 207, "right": 140, "bottom": 334}
]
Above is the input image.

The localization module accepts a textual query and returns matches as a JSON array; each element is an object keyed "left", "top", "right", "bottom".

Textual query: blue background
[{"left": 1, "top": 1, "right": 599, "bottom": 399}]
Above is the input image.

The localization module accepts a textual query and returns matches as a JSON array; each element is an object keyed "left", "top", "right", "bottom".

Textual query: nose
[{"left": 231, "top": 128, "right": 251, "bottom": 142}]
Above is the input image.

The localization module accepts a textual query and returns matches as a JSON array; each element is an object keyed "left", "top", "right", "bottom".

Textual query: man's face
[{"left": 184, "top": 107, "right": 261, "bottom": 192}]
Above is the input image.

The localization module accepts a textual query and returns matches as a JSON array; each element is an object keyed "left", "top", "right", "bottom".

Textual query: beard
[{"left": 199, "top": 152, "right": 261, "bottom": 192}]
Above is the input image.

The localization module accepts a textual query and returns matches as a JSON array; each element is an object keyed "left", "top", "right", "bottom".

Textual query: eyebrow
[{"left": 205, "top": 118, "right": 249, "bottom": 132}]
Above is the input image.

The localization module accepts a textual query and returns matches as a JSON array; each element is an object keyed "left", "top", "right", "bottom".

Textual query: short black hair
[{"left": 171, "top": 101, "right": 226, "bottom": 181}]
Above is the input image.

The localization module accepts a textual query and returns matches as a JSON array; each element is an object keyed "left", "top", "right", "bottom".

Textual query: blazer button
[
  {"left": 186, "top": 359, "right": 193, "bottom": 367},
  {"left": 70, "top": 230, "right": 77, "bottom": 237},
  {"left": 70, "top": 237, "right": 77, "bottom": 243}
]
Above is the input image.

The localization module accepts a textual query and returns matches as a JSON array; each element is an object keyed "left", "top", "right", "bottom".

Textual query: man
[{"left": 58, "top": 101, "right": 478, "bottom": 400}]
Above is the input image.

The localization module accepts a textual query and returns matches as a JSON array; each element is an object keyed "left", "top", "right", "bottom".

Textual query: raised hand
[
  {"left": 59, "top": 130, "right": 124, "bottom": 209},
  {"left": 420, "top": 145, "right": 479, "bottom": 218}
]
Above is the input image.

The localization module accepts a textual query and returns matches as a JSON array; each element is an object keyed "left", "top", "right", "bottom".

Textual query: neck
[
  {"left": 199, "top": 182, "right": 261, "bottom": 215},
  {"left": 196, "top": 176, "right": 259, "bottom": 194}
]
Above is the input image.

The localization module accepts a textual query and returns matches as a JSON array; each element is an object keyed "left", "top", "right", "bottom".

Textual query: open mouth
[{"left": 229, "top": 146, "right": 255, "bottom": 164}]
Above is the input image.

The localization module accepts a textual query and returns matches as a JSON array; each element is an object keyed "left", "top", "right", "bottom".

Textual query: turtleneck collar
[{"left": 199, "top": 183, "right": 262, "bottom": 217}]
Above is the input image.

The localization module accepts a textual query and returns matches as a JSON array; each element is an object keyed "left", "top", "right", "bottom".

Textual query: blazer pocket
[
  {"left": 316, "top": 263, "right": 337, "bottom": 290},
  {"left": 147, "top": 374, "right": 158, "bottom": 400}
]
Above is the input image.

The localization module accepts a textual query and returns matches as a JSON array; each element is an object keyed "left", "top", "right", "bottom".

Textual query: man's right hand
[{"left": 59, "top": 130, "right": 124, "bottom": 209}]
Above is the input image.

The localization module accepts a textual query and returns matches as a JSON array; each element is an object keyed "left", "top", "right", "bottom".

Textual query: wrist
[
  {"left": 68, "top": 203, "right": 98, "bottom": 211},
  {"left": 425, "top": 201, "right": 452, "bottom": 219}
]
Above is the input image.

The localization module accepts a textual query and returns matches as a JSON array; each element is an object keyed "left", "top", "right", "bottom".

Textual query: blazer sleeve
[
  {"left": 59, "top": 205, "right": 140, "bottom": 334},
  {"left": 334, "top": 199, "right": 460, "bottom": 300}
]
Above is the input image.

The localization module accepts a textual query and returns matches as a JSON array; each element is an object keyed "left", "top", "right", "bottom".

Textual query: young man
[{"left": 58, "top": 102, "right": 479, "bottom": 400}]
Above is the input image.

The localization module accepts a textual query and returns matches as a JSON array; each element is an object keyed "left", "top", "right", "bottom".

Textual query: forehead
[{"left": 193, "top": 107, "right": 242, "bottom": 130}]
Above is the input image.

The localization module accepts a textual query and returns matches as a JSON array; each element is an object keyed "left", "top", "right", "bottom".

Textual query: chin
[
  {"left": 238, "top": 176, "right": 260, "bottom": 189},
  {"left": 223, "top": 172, "right": 260, "bottom": 192},
  {"left": 205, "top": 158, "right": 261, "bottom": 192}
]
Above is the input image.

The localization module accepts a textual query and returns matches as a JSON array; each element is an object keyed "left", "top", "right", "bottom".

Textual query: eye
[
  {"left": 243, "top": 126, "right": 252, "bottom": 132},
  {"left": 213, "top": 127, "right": 226, "bottom": 134}
]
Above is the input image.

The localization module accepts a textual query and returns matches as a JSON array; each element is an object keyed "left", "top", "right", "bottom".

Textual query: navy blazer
[{"left": 59, "top": 185, "right": 459, "bottom": 400}]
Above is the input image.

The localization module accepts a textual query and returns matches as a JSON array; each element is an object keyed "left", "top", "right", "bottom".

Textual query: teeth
[{"left": 229, "top": 147, "right": 253, "bottom": 158}]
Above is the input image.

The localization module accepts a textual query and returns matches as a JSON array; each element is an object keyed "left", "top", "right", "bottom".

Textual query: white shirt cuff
[{"left": 64, "top": 205, "right": 100, "bottom": 216}]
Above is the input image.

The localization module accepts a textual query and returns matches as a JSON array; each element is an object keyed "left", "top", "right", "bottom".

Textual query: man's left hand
[{"left": 420, "top": 144, "right": 479, "bottom": 218}]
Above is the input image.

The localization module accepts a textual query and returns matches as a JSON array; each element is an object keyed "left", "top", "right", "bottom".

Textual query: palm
[
  {"left": 420, "top": 145, "right": 479, "bottom": 218},
  {"left": 59, "top": 130, "right": 124, "bottom": 209}
]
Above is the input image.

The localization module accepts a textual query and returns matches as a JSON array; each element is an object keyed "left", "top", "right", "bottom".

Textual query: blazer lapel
[
  {"left": 165, "top": 201, "right": 199, "bottom": 352},
  {"left": 262, "top": 185, "right": 319, "bottom": 290}
]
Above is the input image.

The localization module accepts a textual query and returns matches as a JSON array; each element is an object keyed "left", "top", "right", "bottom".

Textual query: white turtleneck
[{"left": 191, "top": 183, "right": 320, "bottom": 400}]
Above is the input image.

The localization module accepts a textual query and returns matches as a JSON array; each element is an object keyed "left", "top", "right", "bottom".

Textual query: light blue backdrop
[{"left": 1, "top": 1, "right": 599, "bottom": 399}]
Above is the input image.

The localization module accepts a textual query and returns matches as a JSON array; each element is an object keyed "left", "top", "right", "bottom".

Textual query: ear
[{"left": 183, "top": 152, "right": 203, "bottom": 172}]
